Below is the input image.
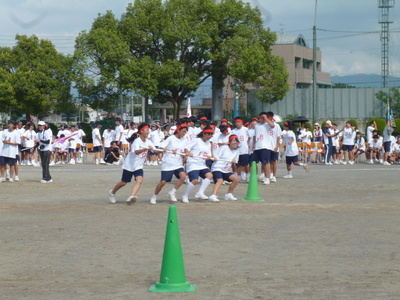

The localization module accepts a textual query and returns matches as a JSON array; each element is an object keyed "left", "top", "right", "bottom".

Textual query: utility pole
[
  {"left": 379, "top": 0, "right": 395, "bottom": 88},
  {"left": 312, "top": 0, "right": 318, "bottom": 125}
]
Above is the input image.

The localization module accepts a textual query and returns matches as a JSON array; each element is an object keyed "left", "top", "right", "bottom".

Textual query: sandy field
[{"left": 1, "top": 161, "right": 399, "bottom": 300}]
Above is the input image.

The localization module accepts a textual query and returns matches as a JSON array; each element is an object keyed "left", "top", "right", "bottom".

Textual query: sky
[{"left": 0, "top": 0, "right": 399, "bottom": 77}]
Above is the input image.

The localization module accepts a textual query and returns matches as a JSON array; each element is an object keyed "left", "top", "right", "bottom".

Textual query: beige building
[{"left": 271, "top": 34, "right": 332, "bottom": 89}]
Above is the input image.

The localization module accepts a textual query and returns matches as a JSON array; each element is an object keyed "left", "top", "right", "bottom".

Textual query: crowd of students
[{"left": 1, "top": 115, "right": 399, "bottom": 199}]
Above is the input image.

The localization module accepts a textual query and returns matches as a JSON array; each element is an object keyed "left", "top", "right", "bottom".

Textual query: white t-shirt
[
  {"left": 122, "top": 129, "right": 130, "bottom": 145},
  {"left": 271, "top": 123, "right": 283, "bottom": 151},
  {"left": 185, "top": 138, "right": 212, "bottom": 173},
  {"left": 193, "top": 127, "right": 202, "bottom": 136},
  {"left": 102, "top": 130, "right": 116, "bottom": 148},
  {"left": 168, "top": 125, "right": 177, "bottom": 136},
  {"left": 392, "top": 142, "right": 400, "bottom": 154},
  {"left": 37, "top": 129, "right": 52, "bottom": 152},
  {"left": 0, "top": 130, "right": 3, "bottom": 156},
  {"left": 92, "top": 128, "right": 102, "bottom": 147},
  {"left": 67, "top": 131, "right": 77, "bottom": 149},
  {"left": 159, "top": 135, "right": 187, "bottom": 171},
  {"left": 122, "top": 137, "right": 154, "bottom": 172},
  {"left": 115, "top": 124, "right": 124, "bottom": 142},
  {"left": 369, "top": 139, "right": 382, "bottom": 150},
  {"left": 55, "top": 141, "right": 68, "bottom": 152},
  {"left": 332, "top": 129, "right": 340, "bottom": 147},
  {"left": 184, "top": 127, "right": 196, "bottom": 143},
  {"left": 254, "top": 122, "right": 274, "bottom": 150},
  {"left": 218, "top": 133, "right": 230, "bottom": 146},
  {"left": 211, "top": 145, "right": 239, "bottom": 173},
  {"left": 57, "top": 129, "right": 70, "bottom": 138},
  {"left": 210, "top": 134, "right": 220, "bottom": 156},
  {"left": 23, "top": 130, "right": 37, "bottom": 148},
  {"left": 366, "top": 126, "right": 374, "bottom": 143},
  {"left": 75, "top": 129, "right": 86, "bottom": 145},
  {"left": 149, "top": 129, "right": 162, "bottom": 146},
  {"left": 354, "top": 137, "right": 365, "bottom": 151},
  {"left": 342, "top": 127, "right": 355, "bottom": 145},
  {"left": 2, "top": 129, "right": 21, "bottom": 158},
  {"left": 232, "top": 126, "right": 251, "bottom": 155},
  {"left": 300, "top": 130, "right": 312, "bottom": 144},
  {"left": 284, "top": 130, "right": 299, "bottom": 157}
]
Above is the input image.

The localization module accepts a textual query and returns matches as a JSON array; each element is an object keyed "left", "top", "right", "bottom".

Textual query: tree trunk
[{"left": 212, "top": 75, "right": 224, "bottom": 122}]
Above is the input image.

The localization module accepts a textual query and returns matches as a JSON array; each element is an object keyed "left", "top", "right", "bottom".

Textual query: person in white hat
[{"left": 35, "top": 121, "right": 52, "bottom": 183}]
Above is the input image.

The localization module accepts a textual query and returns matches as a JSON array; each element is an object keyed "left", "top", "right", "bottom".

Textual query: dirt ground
[{"left": 1, "top": 162, "right": 399, "bottom": 300}]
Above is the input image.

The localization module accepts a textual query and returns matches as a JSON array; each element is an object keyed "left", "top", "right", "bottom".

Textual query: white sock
[
  {"left": 152, "top": 194, "right": 157, "bottom": 199},
  {"left": 288, "top": 171, "right": 292, "bottom": 175},
  {"left": 198, "top": 178, "right": 211, "bottom": 194},
  {"left": 183, "top": 182, "right": 195, "bottom": 198},
  {"left": 170, "top": 188, "right": 177, "bottom": 194},
  {"left": 299, "top": 163, "right": 304, "bottom": 166}
]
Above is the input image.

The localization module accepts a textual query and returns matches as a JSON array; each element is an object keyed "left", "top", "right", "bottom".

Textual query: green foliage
[
  {"left": 375, "top": 87, "right": 400, "bottom": 118},
  {"left": 0, "top": 35, "right": 74, "bottom": 117},
  {"left": 73, "top": 0, "right": 288, "bottom": 120},
  {"left": 348, "top": 119, "right": 358, "bottom": 129},
  {"left": 77, "top": 122, "right": 93, "bottom": 143}
]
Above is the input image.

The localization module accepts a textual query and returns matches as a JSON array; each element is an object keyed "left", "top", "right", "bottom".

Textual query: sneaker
[
  {"left": 246, "top": 174, "right": 250, "bottom": 182},
  {"left": 95, "top": 159, "right": 100, "bottom": 165},
  {"left": 126, "top": 195, "right": 138, "bottom": 204},
  {"left": 69, "top": 159, "right": 75, "bottom": 165},
  {"left": 182, "top": 196, "right": 189, "bottom": 203},
  {"left": 348, "top": 161, "right": 354, "bottom": 165},
  {"left": 0, "top": 177, "right": 5, "bottom": 182},
  {"left": 40, "top": 179, "right": 47, "bottom": 183},
  {"left": 6, "top": 170, "right": 10, "bottom": 179},
  {"left": 343, "top": 161, "right": 347, "bottom": 165},
  {"left": 223, "top": 180, "right": 232, "bottom": 185},
  {"left": 257, "top": 174, "right": 265, "bottom": 181},
  {"left": 168, "top": 191, "right": 177, "bottom": 202},
  {"left": 100, "top": 159, "right": 106, "bottom": 165},
  {"left": 383, "top": 161, "right": 391, "bottom": 166},
  {"left": 335, "top": 161, "right": 341, "bottom": 165},
  {"left": 262, "top": 178, "right": 270, "bottom": 185},
  {"left": 379, "top": 159, "right": 384, "bottom": 164},
  {"left": 195, "top": 192, "right": 208, "bottom": 200},
  {"left": 56, "top": 161, "right": 62, "bottom": 165},
  {"left": 113, "top": 161, "right": 119, "bottom": 165},
  {"left": 303, "top": 164, "right": 310, "bottom": 173},
  {"left": 150, "top": 196, "right": 157, "bottom": 205},
  {"left": 224, "top": 193, "right": 237, "bottom": 201},
  {"left": 14, "top": 176, "right": 19, "bottom": 182},
  {"left": 27, "top": 161, "right": 32, "bottom": 166},
  {"left": 109, "top": 189, "right": 116, "bottom": 204},
  {"left": 283, "top": 174, "right": 293, "bottom": 179},
  {"left": 20, "top": 161, "right": 26, "bottom": 166},
  {"left": 270, "top": 176, "right": 277, "bottom": 183},
  {"left": 9, "top": 178, "right": 14, "bottom": 183},
  {"left": 208, "top": 195, "right": 220, "bottom": 202}
]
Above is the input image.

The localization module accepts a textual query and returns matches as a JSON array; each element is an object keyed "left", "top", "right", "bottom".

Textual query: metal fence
[{"left": 247, "top": 88, "right": 389, "bottom": 120}]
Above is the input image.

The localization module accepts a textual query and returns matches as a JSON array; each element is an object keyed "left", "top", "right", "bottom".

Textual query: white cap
[
  {"left": 325, "top": 120, "right": 332, "bottom": 126},
  {"left": 38, "top": 121, "right": 46, "bottom": 126}
]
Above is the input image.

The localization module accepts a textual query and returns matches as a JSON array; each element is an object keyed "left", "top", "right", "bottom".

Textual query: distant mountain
[{"left": 331, "top": 74, "right": 400, "bottom": 88}]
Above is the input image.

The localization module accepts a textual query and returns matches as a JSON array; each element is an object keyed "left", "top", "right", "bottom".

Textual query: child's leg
[
  {"left": 173, "top": 172, "right": 186, "bottom": 190},
  {"left": 154, "top": 180, "right": 167, "bottom": 196},
  {"left": 227, "top": 174, "right": 239, "bottom": 193},
  {"left": 211, "top": 178, "right": 223, "bottom": 195},
  {"left": 129, "top": 176, "right": 143, "bottom": 196},
  {"left": 111, "top": 181, "right": 127, "bottom": 195}
]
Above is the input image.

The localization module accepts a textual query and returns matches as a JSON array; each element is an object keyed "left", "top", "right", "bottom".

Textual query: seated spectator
[
  {"left": 104, "top": 141, "right": 123, "bottom": 165},
  {"left": 352, "top": 131, "right": 365, "bottom": 161},
  {"left": 388, "top": 135, "right": 400, "bottom": 164},
  {"left": 366, "top": 135, "right": 383, "bottom": 164}
]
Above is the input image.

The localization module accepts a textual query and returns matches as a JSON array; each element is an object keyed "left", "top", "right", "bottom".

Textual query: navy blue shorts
[
  {"left": 341, "top": 144, "right": 354, "bottom": 152},
  {"left": 236, "top": 154, "right": 249, "bottom": 166},
  {"left": 2, "top": 157, "right": 18, "bottom": 166},
  {"left": 188, "top": 169, "right": 211, "bottom": 181},
  {"left": 121, "top": 169, "right": 144, "bottom": 183},
  {"left": 355, "top": 149, "right": 365, "bottom": 154},
  {"left": 205, "top": 159, "right": 214, "bottom": 168},
  {"left": 161, "top": 168, "right": 185, "bottom": 182},
  {"left": 383, "top": 141, "right": 391, "bottom": 153},
  {"left": 270, "top": 151, "right": 279, "bottom": 161},
  {"left": 286, "top": 155, "right": 299, "bottom": 165},
  {"left": 252, "top": 149, "right": 271, "bottom": 164},
  {"left": 21, "top": 147, "right": 34, "bottom": 153},
  {"left": 69, "top": 148, "right": 76, "bottom": 153},
  {"left": 212, "top": 171, "right": 233, "bottom": 183},
  {"left": 332, "top": 146, "right": 338, "bottom": 154},
  {"left": 93, "top": 146, "right": 103, "bottom": 152}
]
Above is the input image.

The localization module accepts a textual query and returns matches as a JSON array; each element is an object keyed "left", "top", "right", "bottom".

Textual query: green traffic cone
[
  {"left": 149, "top": 205, "right": 196, "bottom": 293},
  {"left": 241, "top": 161, "right": 265, "bottom": 202}
]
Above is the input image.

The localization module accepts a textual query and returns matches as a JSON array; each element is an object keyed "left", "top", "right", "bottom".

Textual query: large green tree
[
  {"left": 73, "top": 0, "right": 289, "bottom": 121},
  {"left": 0, "top": 35, "right": 74, "bottom": 121}
]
